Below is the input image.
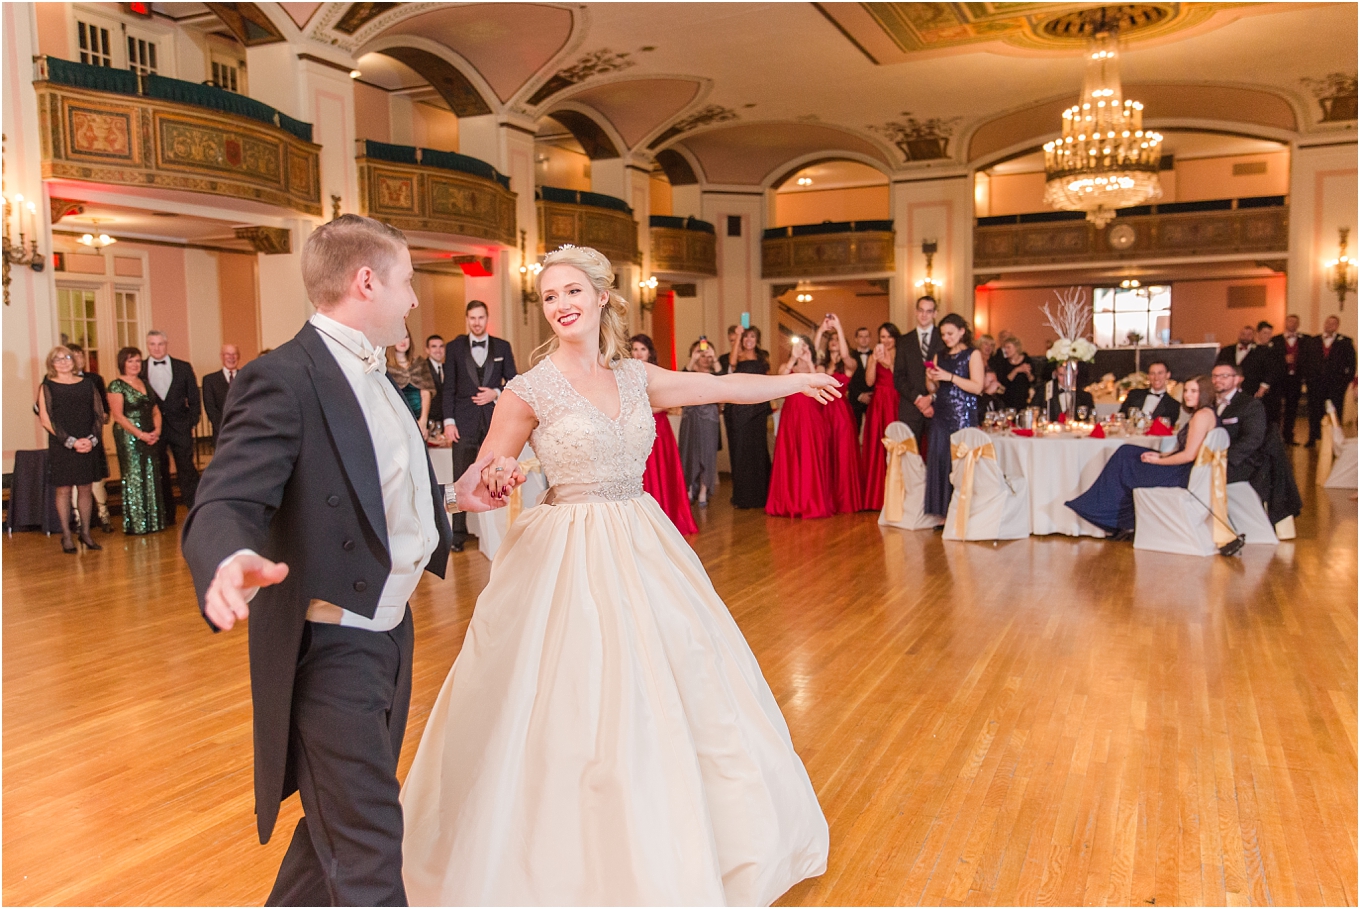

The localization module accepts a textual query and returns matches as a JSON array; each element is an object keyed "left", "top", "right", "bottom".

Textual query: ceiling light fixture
[
  {"left": 77, "top": 219, "right": 115, "bottom": 248},
  {"left": 349, "top": 69, "right": 362, "bottom": 79},
  {"left": 796, "top": 176, "right": 812, "bottom": 187}
]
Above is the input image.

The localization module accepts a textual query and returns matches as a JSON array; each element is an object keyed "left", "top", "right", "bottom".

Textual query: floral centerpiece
[{"left": 1040, "top": 287, "right": 1097, "bottom": 421}]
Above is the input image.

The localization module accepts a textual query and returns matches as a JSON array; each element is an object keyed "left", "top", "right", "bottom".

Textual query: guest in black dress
[
  {"left": 36, "top": 346, "right": 107, "bottom": 553},
  {"left": 1066, "top": 375, "right": 1217, "bottom": 539},
  {"left": 998, "top": 338, "right": 1035, "bottom": 409},
  {"left": 66, "top": 342, "right": 114, "bottom": 532},
  {"left": 727, "top": 326, "right": 772, "bottom": 508},
  {"left": 923, "top": 315, "right": 985, "bottom": 518}
]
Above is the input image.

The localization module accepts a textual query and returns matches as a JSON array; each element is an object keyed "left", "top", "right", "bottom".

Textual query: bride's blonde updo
[{"left": 532, "top": 245, "right": 632, "bottom": 368}]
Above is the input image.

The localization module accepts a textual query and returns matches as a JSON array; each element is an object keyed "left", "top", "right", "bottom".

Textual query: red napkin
[
  {"left": 1057, "top": 412, "right": 1068, "bottom": 424},
  {"left": 1011, "top": 428, "right": 1034, "bottom": 437},
  {"left": 1147, "top": 417, "right": 1174, "bottom": 436},
  {"left": 1089, "top": 423, "right": 1106, "bottom": 438}
]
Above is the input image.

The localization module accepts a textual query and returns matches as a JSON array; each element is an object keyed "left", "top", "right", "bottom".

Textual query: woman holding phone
[
  {"left": 923, "top": 314, "right": 985, "bottom": 518},
  {"left": 859, "top": 322, "right": 902, "bottom": 510}
]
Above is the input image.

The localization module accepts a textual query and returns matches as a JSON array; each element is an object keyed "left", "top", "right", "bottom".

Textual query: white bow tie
[{"left": 362, "top": 348, "right": 386, "bottom": 374}]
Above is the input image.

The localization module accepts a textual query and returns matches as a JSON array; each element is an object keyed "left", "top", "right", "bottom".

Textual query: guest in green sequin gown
[{"left": 108, "top": 347, "right": 168, "bottom": 535}]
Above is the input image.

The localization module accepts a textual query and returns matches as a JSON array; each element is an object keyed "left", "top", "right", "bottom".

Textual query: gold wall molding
[
  {"left": 649, "top": 226, "right": 716, "bottom": 276},
  {"left": 36, "top": 83, "right": 321, "bottom": 216},
  {"left": 234, "top": 225, "right": 292, "bottom": 254},
  {"left": 357, "top": 157, "right": 517, "bottom": 245},
  {"left": 537, "top": 201, "right": 638, "bottom": 265},
  {"left": 761, "top": 230, "right": 895, "bottom": 279}
]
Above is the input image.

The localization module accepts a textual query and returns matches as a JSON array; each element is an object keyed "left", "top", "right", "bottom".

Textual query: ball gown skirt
[
  {"left": 765, "top": 391, "right": 833, "bottom": 519},
  {"left": 859, "top": 365, "right": 899, "bottom": 511},
  {"left": 1064, "top": 444, "right": 1193, "bottom": 533},
  {"left": 400, "top": 492, "right": 830, "bottom": 905},
  {"left": 643, "top": 410, "right": 699, "bottom": 534},
  {"left": 824, "top": 372, "right": 862, "bottom": 514}
]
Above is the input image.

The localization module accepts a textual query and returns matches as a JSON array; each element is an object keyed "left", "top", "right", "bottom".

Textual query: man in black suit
[
  {"left": 1033, "top": 374, "right": 1096, "bottom": 421},
  {"left": 1216, "top": 324, "right": 1257, "bottom": 368},
  {"left": 1271, "top": 314, "right": 1309, "bottom": 444},
  {"left": 894, "top": 296, "right": 946, "bottom": 440},
  {"left": 201, "top": 343, "right": 240, "bottom": 441},
  {"left": 1122, "top": 359, "right": 1182, "bottom": 424},
  {"left": 143, "top": 330, "right": 201, "bottom": 521},
  {"left": 423, "top": 334, "right": 447, "bottom": 437},
  {"left": 443, "top": 299, "right": 518, "bottom": 551},
  {"left": 1211, "top": 361, "right": 1268, "bottom": 491},
  {"left": 846, "top": 325, "right": 874, "bottom": 430},
  {"left": 1241, "top": 321, "right": 1285, "bottom": 428},
  {"left": 1302, "top": 314, "right": 1358, "bottom": 446},
  {"left": 182, "top": 215, "right": 479, "bottom": 906}
]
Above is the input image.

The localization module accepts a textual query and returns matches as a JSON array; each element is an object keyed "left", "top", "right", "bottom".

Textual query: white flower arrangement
[{"left": 1040, "top": 288, "right": 1097, "bottom": 362}]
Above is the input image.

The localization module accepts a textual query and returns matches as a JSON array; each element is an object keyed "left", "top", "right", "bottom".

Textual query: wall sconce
[
  {"left": 518, "top": 229, "right": 542, "bottom": 321},
  {"left": 913, "top": 239, "right": 941, "bottom": 300},
  {"left": 637, "top": 274, "right": 658, "bottom": 313},
  {"left": 2, "top": 137, "right": 46, "bottom": 306},
  {"left": 1325, "top": 227, "right": 1357, "bottom": 309}
]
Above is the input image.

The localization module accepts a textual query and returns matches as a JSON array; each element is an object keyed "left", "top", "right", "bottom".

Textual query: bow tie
[
  {"left": 471, "top": 340, "right": 487, "bottom": 349},
  {"left": 362, "top": 349, "right": 386, "bottom": 374},
  {"left": 1147, "top": 391, "right": 1163, "bottom": 397},
  {"left": 152, "top": 359, "right": 168, "bottom": 366}
]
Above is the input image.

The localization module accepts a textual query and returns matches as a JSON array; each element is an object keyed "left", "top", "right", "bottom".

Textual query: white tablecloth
[{"left": 989, "top": 432, "right": 1160, "bottom": 537}]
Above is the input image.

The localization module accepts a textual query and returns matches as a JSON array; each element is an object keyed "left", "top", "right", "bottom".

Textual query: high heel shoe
[
  {"left": 61, "top": 536, "right": 77, "bottom": 554},
  {"left": 79, "top": 533, "right": 103, "bottom": 551},
  {"left": 99, "top": 508, "right": 114, "bottom": 533}
]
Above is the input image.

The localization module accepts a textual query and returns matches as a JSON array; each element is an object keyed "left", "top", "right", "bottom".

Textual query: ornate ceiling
[{"left": 259, "top": 2, "right": 1356, "bottom": 185}]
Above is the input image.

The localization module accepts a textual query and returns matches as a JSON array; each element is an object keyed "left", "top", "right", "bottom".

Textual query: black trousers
[
  {"left": 1306, "top": 381, "right": 1349, "bottom": 443},
  {"left": 450, "top": 436, "right": 483, "bottom": 542},
  {"left": 266, "top": 608, "right": 414, "bottom": 907},
  {"left": 156, "top": 432, "right": 199, "bottom": 521},
  {"left": 1280, "top": 374, "right": 1303, "bottom": 442}
]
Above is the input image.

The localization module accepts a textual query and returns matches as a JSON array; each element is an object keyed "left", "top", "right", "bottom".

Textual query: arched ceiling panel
[
  {"left": 672, "top": 123, "right": 892, "bottom": 187},
  {"left": 376, "top": 47, "right": 494, "bottom": 117},
  {"left": 563, "top": 78, "right": 703, "bottom": 149},
  {"left": 544, "top": 110, "right": 620, "bottom": 160}
]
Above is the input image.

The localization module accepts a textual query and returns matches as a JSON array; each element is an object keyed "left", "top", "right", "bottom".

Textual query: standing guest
[
  {"left": 998, "top": 337, "right": 1035, "bottom": 409},
  {"left": 1065, "top": 375, "right": 1218, "bottom": 539},
  {"left": 1216, "top": 324, "right": 1257, "bottom": 366},
  {"left": 443, "top": 299, "right": 518, "bottom": 551},
  {"left": 922, "top": 314, "right": 985, "bottom": 519},
  {"left": 422, "top": 334, "right": 448, "bottom": 442},
  {"left": 65, "top": 342, "right": 113, "bottom": 533},
  {"left": 817, "top": 315, "right": 863, "bottom": 512},
  {"left": 979, "top": 370, "right": 1007, "bottom": 416},
  {"left": 1303, "top": 314, "right": 1357, "bottom": 447},
  {"left": 894, "top": 295, "right": 946, "bottom": 445},
  {"left": 1034, "top": 370, "right": 1096, "bottom": 421},
  {"left": 108, "top": 347, "right": 168, "bottom": 536},
  {"left": 846, "top": 325, "right": 875, "bottom": 431},
  {"left": 727, "top": 325, "right": 772, "bottom": 508},
  {"left": 141, "top": 330, "right": 200, "bottom": 522},
  {"left": 976, "top": 334, "right": 998, "bottom": 373},
  {"left": 1122, "top": 360, "right": 1182, "bottom": 424},
  {"left": 1241, "top": 321, "right": 1283, "bottom": 416},
  {"left": 201, "top": 344, "right": 240, "bottom": 441},
  {"left": 632, "top": 334, "right": 698, "bottom": 534},
  {"left": 989, "top": 330, "right": 1015, "bottom": 377},
  {"left": 386, "top": 327, "right": 435, "bottom": 431},
  {"left": 716, "top": 323, "right": 742, "bottom": 461},
  {"left": 181, "top": 215, "right": 452, "bottom": 906},
  {"left": 679, "top": 339, "right": 722, "bottom": 506},
  {"left": 860, "top": 322, "right": 902, "bottom": 510},
  {"left": 1271, "top": 314, "right": 1308, "bottom": 444},
  {"left": 37, "top": 345, "right": 106, "bottom": 552},
  {"left": 767, "top": 335, "right": 832, "bottom": 519},
  {"left": 1212, "top": 362, "right": 1268, "bottom": 490}
]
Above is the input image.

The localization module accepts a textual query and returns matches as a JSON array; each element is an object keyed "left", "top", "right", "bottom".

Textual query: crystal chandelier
[{"left": 1043, "top": 20, "right": 1162, "bottom": 229}]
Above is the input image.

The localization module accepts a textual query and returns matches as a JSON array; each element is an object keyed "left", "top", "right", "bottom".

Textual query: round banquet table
[{"left": 988, "top": 431, "right": 1162, "bottom": 537}]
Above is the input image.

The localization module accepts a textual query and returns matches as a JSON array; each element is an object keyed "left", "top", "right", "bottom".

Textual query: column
[
  {"left": 701, "top": 191, "right": 766, "bottom": 344},
  {"left": 889, "top": 174, "right": 974, "bottom": 327},
  {"left": 1288, "top": 142, "right": 1359, "bottom": 335}
]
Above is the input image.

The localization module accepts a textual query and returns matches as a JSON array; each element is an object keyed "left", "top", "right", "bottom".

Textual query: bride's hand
[
  {"left": 480, "top": 455, "right": 526, "bottom": 500},
  {"left": 799, "top": 373, "right": 842, "bottom": 405}
]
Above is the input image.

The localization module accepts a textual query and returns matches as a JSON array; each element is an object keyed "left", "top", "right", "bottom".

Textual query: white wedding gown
[{"left": 401, "top": 357, "right": 828, "bottom": 906}]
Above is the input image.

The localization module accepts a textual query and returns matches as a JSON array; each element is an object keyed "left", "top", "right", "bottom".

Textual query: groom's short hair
[{"left": 302, "top": 214, "right": 408, "bottom": 308}]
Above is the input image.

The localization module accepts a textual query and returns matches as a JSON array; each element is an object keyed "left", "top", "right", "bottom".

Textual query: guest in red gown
[
  {"left": 631, "top": 335, "right": 699, "bottom": 535},
  {"left": 766, "top": 335, "right": 832, "bottom": 519},
  {"left": 815, "top": 314, "right": 862, "bottom": 513},
  {"left": 859, "top": 322, "right": 902, "bottom": 511}
]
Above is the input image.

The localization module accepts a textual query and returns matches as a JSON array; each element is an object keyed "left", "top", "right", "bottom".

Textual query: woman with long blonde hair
[{"left": 402, "top": 245, "right": 835, "bottom": 905}]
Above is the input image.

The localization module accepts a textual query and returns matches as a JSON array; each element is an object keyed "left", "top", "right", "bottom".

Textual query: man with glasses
[{"left": 1211, "top": 362, "right": 1267, "bottom": 487}]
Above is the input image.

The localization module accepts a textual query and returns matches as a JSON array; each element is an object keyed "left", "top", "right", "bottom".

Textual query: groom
[{"left": 183, "top": 215, "right": 506, "bottom": 905}]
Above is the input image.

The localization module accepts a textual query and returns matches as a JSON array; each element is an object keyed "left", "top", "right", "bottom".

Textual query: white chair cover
[
  {"left": 878, "top": 422, "right": 941, "bottom": 531},
  {"left": 1227, "top": 482, "right": 1277, "bottom": 544},
  {"left": 942, "top": 428, "right": 1030, "bottom": 541},
  {"left": 1323, "top": 400, "right": 1358, "bottom": 489},
  {"left": 468, "top": 444, "right": 548, "bottom": 561},
  {"left": 1133, "top": 427, "right": 1230, "bottom": 557}
]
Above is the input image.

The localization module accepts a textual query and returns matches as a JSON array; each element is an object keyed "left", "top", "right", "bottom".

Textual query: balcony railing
[
  {"left": 34, "top": 56, "right": 321, "bottom": 215},
  {"left": 973, "top": 196, "right": 1289, "bottom": 269},
  {"left": 356, "top": 140, "right": 516, "bottom": 245},
  {"left": 536, "top": 186, "right": 637, "bottom": 264},
  {"left": 761, "top": 220, "right": 895, "bottom": 279},
  {"left": 649, "top": 215, "right": 716, "bottom": 276}
]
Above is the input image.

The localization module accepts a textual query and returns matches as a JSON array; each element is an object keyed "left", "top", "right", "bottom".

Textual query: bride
[{"left": 401, "top": 245, "right": 834, "bottom": 905}]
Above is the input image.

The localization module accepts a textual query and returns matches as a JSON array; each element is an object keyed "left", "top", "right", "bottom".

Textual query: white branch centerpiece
[{"left": 1041, "top": 287, "right": 1097, "bottom": 421}]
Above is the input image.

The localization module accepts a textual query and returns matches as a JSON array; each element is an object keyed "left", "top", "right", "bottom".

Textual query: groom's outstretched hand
[
  {"left": 455, "top": 452, "right": 526, "bottom": 513},
  {"left": 205, "top": 552, "right": 289, "bottom": 631}
]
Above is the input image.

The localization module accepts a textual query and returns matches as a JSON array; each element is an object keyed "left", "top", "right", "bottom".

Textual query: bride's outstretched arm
[
  {"left": 449, "top": 390, "right": 535, "bottom": 512},
  {"left": 643, "top": 362, "right": 841, "bottom": 410}
]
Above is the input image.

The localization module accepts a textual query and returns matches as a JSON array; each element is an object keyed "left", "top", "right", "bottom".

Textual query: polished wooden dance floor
[{"left": 4, "top": 467, "right": 1356, "bottom": 905}]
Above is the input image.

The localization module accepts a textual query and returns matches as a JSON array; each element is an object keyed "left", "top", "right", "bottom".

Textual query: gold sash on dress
[
  {"left": 880, "top": 436, "right": 919, "bottom": 523},
  {"left": 949, "top": 439, "right": 997, "bottom": 538},
  {"left": 1194, "top": 444, "right": 1235, "bottom": 546},
  {"left": 505, "top": 457, "right": 542, "bottom": 524}
]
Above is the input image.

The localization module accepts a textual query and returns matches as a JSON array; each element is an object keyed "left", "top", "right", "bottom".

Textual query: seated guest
[
  {"left": 976, "top": 334, "right": 997, "bottom": 372},
  {"left": 988, "top": 330, "right": 1015, "bottom": 377},
  {"left": 1122, "top": 360, "right": 1182, "bottom": 424},
  {"left": 1033, "top": 372, "right": 1095, "bottom": 420},
  {"left": 1065, "top": 375, "right": 1218, "bottom": 539},
  {"left": 998, "top": 338, "right": 1034, "bottom": 409},
  {"left": 979, "top": 370, "right": 1007, "bottom": 416},
  {"left": 1212, "top": 361, "right": 1269, "bottom": 492}
]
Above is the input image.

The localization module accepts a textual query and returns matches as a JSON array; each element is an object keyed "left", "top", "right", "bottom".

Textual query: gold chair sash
[
  {"left": 880, "top": 436, "right": 919, "bottom": 523},
  {"left": 1317, "top": 409, "right": 1339, "bottom": 486},
  {"left": 1193, "top": 445, "right": 1234, "bottom": 546},
  {"left": 505, "top": 457, "right": 543, "bottom": 525},
  {"left": 949, "top": 440, "right": 997, "bottom": 538}
]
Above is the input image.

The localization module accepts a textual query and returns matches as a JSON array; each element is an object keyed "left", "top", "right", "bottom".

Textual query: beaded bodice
[{"left": 505, "top": 357, "right": 655, "bottom": 500}]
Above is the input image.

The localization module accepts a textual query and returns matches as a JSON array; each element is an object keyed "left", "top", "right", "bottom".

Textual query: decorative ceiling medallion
[
  {"left": 527, "top": 49, "right": 638, "bottom": 107},
  {"left": 648, "top": 105, "right": 738, "bottom": 150},
  {"left": 1302, "top": 73, "right": 1358, "bottom": 123},
  {"left": 202, "top": 3, "right": 287, "bottom": 46},
  {"left": 1038, "top": 5, "right": 1170, "bottom": 39},
  {"left": 334, "top": 2, "right": 400, "bottom": 35},
  {"left": 869, "top": 111, "right": 961, "bottom": 162}
]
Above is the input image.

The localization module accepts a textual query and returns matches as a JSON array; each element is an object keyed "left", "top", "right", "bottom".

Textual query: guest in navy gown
[
  {"left": 1065, "top": 375, "right": 1218, "bottom": 539},
  {"left": 922, "top": 314, "right": 985, "bottom": 519}
]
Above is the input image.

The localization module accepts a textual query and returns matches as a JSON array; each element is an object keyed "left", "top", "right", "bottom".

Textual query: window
[
  {"left": 114, "top": 289, "right": 141, "bottom": 350},
  {"left": 77, "top": 20, "right": 113, "bottom": 67},
  {"left": 57, "top": 287, "right": 101, "bottom": 374},
  {"left": 127, "top": 35, "right": 158, "bottom": 75},
  {"left": 211, "top": 60, "right": 240, "bottom": 93},
  {"left": 1093, "top": 285, "right": 1172, "bottom": 348}
]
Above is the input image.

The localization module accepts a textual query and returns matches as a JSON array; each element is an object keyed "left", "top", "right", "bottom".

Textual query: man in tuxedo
[
  {"left": 1216, "top": 324, "right": 1257, "bottom": 367},
  {"left": 1303, "top": 313, "right": 1358, "bottom": 446},
  {"left": 1211, "top": 362, "right": 1268, "bottom": 490},
  {"left": 846, "top": 325, "right": 874, "bottom": 430},
  {"left": 182, "top": 215, "right": 473, "bottom": 906},
  {"left": 1033, "top": 374, "right": 1096, "bottom": 421},
  {"left": 1271, "top": 314, "right": 1309, "bottom": 444},
  {"left": 423, "top": 335, "right": 447, "bottom": 440},
  {"left": 1241, "top": 321, "right": 1285, "bottom": 429},
  {"left": 894, "top": 296, "right": 946, "bottom": 439},
  {"left": 201, "top": 344, "right": 241, "bottom": 441},
  {"left": 443, "top": 300, "right": 517, "bottom": 551},
  {"left": 143, "top": 330, "right": 201, "bottom": 521},
  {"left": 1122, "top": 360, "right": 1181, "bottom": 424}
]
